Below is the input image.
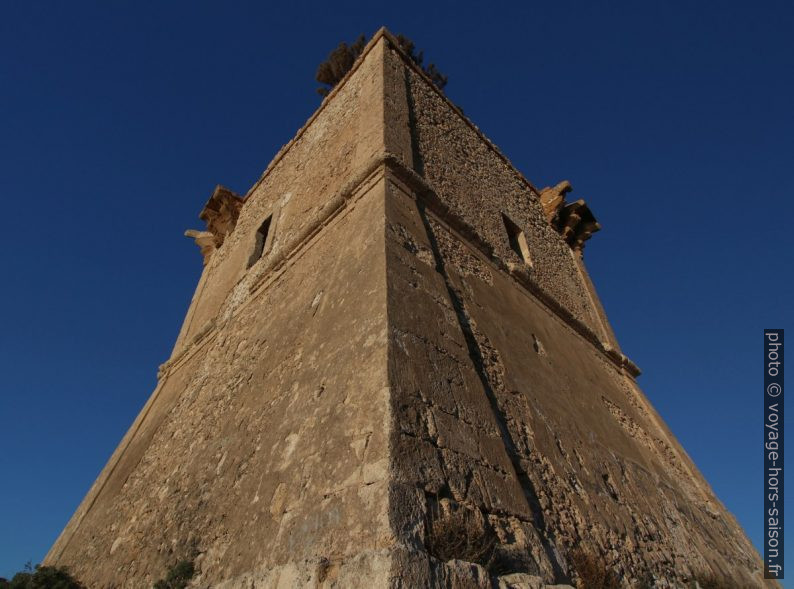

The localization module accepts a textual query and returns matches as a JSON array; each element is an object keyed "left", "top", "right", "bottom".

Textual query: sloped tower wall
[
  {"left": 46, "top": 30, "right": 770, "bottom": 588},
  {"left": 380, "top": 40, "right": 767, "bottom": 587},
  {"left": 46, "top": 39, "right": 397, "bottom": 588}
]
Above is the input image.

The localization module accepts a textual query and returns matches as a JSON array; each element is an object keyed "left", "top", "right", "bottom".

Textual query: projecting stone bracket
[
  {"left": 185, "top": 185, "right": 245, "bottom": 264},
  {"left": 184, "top": 230, "right": 216, "bottom": 265},
  {"left": 539, "top": 181, "right": 601, "bottom": 254}
]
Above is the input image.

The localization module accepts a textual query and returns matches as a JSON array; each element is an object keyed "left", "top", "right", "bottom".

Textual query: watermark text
[{"left": 764, "top": 329, "right": 784, "bottom": 579}]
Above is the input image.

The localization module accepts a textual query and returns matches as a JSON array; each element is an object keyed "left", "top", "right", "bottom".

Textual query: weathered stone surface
[
  {"left": 495, "top": 573, "right": 550, "bottom": 589},
  {"left": 200, "top": 186, "right": 245, "bottom": 248},
  {"left": 538, "top": 182, "right": 600, "bottom": 254},
  {"left": 46, "top": 28, "right": 772, "bottom": 588}
]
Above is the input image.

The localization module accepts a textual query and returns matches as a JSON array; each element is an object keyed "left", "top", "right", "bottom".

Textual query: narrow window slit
[
  {"left": 248, "top": 215, "right": 272, "bottom": 268},
  {"left": 502, "top": 214, "right": 533, "bottom": 268}
]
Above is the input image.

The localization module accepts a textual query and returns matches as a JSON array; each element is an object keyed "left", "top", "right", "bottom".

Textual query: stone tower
[{"left": 46, "top": 29, "right": 769, "bottom": 588}]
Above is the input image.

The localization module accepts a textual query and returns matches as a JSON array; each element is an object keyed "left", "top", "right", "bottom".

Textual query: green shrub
[
  {"left": 315, "top": 35, "right": 367, "bottom": 97},
  {"left": 394, "top": 34, "right": 448, "bottom": 90},
  {"left": 0, "top": 563, "right": 83, "bottom": 589},
  {"left": 315, "top": 33, "right": 448, "bottom": 97},
  {"left": 153, "top": 560, "right": 195, "bottom": 589}
]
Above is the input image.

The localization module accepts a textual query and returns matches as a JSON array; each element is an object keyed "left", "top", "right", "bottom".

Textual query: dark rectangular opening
[
  {"left": 502, "top": 214, "right": 533, "bottom": 267},
  {"left": 248, "top": 215, "right": 272, "bottom": 268}
]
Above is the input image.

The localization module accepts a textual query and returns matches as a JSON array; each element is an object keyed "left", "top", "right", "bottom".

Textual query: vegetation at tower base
[
  {"left": 316, "top": 32, "right": 447, "bottom": 96},
  {"left": 424, "top": 500, "right": 545, "bottom": 578},
  {"left": 152, "top": 559, "right": 195, "bottom": 589},
  {"left": 0, "top": 563, "right": 83, "bottom": 589},
  {"left": 568, "top": 550, "right": 620, "bottom": 589},
  {"left": 425, "top": 501, "right": 497, "bottom": 570}
]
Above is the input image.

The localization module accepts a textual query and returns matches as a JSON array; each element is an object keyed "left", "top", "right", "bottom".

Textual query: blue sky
[{"left": 1, "top": 0, "right": 791, "bottom": 582}]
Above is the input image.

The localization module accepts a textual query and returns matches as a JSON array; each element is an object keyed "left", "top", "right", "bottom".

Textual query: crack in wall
[
  {"left": 414, "top": 200, "right": 567, "bottom": 583},
  {"left": 402, "top": 68, "right": 567, "bottom": 580}
]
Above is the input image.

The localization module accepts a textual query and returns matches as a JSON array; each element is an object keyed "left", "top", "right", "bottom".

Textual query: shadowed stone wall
[{"left": 384, "top": 174, "right": 763, "bottom": 585}]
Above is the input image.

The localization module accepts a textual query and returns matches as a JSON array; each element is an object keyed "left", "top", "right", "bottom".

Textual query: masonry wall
[
  {"left": 46, "top": 31, "right": 768, "bottom": 588},
  {"left": 49, "top": 177, "right": 392, "bottom": 587},
  {"left": 385, "top": 176, "right": 557, "bottom": 587},
  {"left": 380, "top": 37, "right": 766, "bottom": 587},
  {"left": 401, "top": 64, "right": 608, "bottom": 345},
  {"left": 384, "top": 175, "right": 764, "bottom": 586},
  {"left": 46, "top": 33, "right": 400, "bottom": 584},
  {"left": 173, "top": 39, "right": 390, "bottom": 354}
]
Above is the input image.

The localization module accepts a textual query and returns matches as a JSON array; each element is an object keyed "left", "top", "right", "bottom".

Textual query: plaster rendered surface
[{"left": 47, "top": 30, "right": 770, "bottom": 588}]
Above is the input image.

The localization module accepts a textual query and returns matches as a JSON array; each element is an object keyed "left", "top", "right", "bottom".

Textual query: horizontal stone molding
[{"left": 161, "top": 152, "right": 640, "bottom": 386}]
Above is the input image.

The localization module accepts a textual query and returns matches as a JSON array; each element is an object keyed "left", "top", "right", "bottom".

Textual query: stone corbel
[
  {"left": 540, "top": 180, "right": 572, "bottom": 223},
  {"left": 539, "top": 181, "right": 601, "bottom": 254},
  {"left": 200, "top": 185, "right": 244, "bottom": 248},
  {"left": 184, "top": 230, "right": 216, "bottom": 265},
  {"left": 185, "top": 185, "right": 245, "bottom": 264}
]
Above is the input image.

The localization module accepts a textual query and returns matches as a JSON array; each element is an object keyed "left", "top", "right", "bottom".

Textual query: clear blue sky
[{"left": 1, "top": 0, "right": 791, "bottom": 582}]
